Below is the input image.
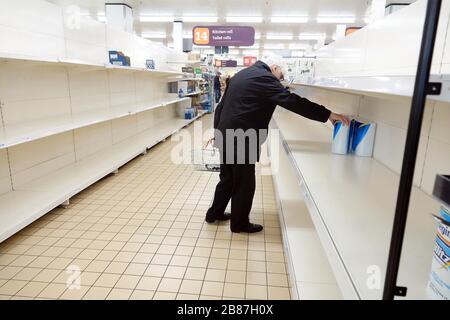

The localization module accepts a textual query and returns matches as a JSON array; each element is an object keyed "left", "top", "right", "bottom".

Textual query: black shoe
[
  {"left": 232, "top": 223, "right": 263, "bottom": 233},
  {"left": 205, "top": 212, "right": 231, "bottom": 223}
]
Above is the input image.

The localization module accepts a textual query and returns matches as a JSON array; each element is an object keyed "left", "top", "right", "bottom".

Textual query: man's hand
[
  {"left": 204, "top": 137, "right": 215, "bottom": 149},
  {"left": 329, "top": 112, "right": 351, "bottom": 126}
]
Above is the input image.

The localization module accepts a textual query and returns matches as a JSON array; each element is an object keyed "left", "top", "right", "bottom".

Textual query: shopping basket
[{"left": 191, "top": 140, "right": 221, "bottom": 172}]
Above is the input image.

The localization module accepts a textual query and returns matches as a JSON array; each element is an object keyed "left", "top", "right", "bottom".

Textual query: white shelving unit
[
  {"left": 288, "top": 74, "right": 450, "bottom": 103},
  {"left": 0, "top": 111, "right": 207, "bottom": 242},
  {"left": 0, "top": 0, "right": 201, "bottom": 242},
  {"left": 270, "top": 110, "right": 440, "bottom": 300},
  {"left": 0, "top": 97, "right": 190, "bottom": 149}
]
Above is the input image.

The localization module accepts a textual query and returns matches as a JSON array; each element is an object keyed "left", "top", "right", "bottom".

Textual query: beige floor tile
[
  {"left": 228, "top": 249, "right": 247, "bottom": 260},
  {"left": 58, "top": 286, "right": 90, "bottom": 300},
  {"left": 245, "top": 284, "right": 267, "bottom": 300},
  {"left": 170, "top": 255, "right": 190, "bottom": 267},
  {"left": 38, "top": 283, "right": 67, "bottom": 299},
  {"left": 129, "top": 289, "right": 155, "bottom": 300},
  {"left": 174, "top": 246, "right": 194, "bottom": 256},
  {"left": 136, "top": 276, "right": 161, "bottom": 291},
  {"left": 153, "top": 291, "right": 177, "bottom": 300},
  {"left": 266, "top": 262, "right": 286, "bottom": 274},
  {"left": 9, "top": 255, "right": 36, "bottom": 267},
  {"left": 247, "top": 261, "right": 266, "bottom": 273},
  {"left": 12, "top": 267, "right": 42, "bottom": 281},
  {"left": 184, "top": 267, "right": 206, "bottom": 281},
  {"left": 132, "top": 252, "right": 153, "bottom": 264},
  {"left": 33, "top": 269, "right": 61, "bottom": 283},
  {"left": 225, "top": 270, "right": 246, "bottom": 284},
  {"left": 124, "top": 263, "right": 147, "bottom": 276},
  {"left": 268, "top": 286, "right": 290, "bottom": 300},
  {"left": 201, "top": 281, "right": 224, "bottom": 297},
  {"left": 77, "top": 249, "right": 101, "bottom": 260},
  {"left": 164, "top": 266, "right": 186, "bottom": 279},
  {"left": 106, "top": 288, "right": 133, "bottom": 300},
  {"left": 266, "top": 252, "right": 284, "bottom": 262},
  {"left": 157, "top": 278, "right": 181, "bottom": 293},
  {"left": 210, "top": 248, "right": 229, "bottom": 259},
  {"left": 151, "top": 254, "right": 172, "bottom": 266},
  {"left": 179, "top": 279, "right": 203, "bottom": 295},
  {"left": 144, "top": 264, "right": 167, "bottom": 277},
  {"left": 189, "top": 257, "right": 209, "bottom": 268},
  {"left": 15, "top": 281, "right": 48, "bottom": 298},
  {"left": 248, "top": 250, "right": 266, "bottom": 262},
  {"left": 208, "top": 258, "right": 228, "bottom": 270},
  {"left": 94, "top": 273, "right": 120, "bottom": 287},
  {"left": 267, "top": 273, "right": 289, "bottom": 287},
  {"left": 176, "top": 293, "right": 199, "bottom": 300},
  {"left": 104, "top": 262, "right": 128, "bottom": 274},
  {"left": 85, "top": 260, "right": 110, "bottom": 273},
  {"left": 198, "top": 293, "right": 222, "bottom": 300},
  {"left": 0, "top": 280, "right": 27, "bottom": 295},
  {"left": 227, "top": 259, "right": 247, "bottom": 271},
  {"left": 223, "top": 283, "right": 245, "bottom": 299},
  {"left": 114, "top": 275, "right": 140, "bottom": 289},
  {"left": 193, "top": 247, "right": 212, "bottom": 258},
  {"left": 205, "top": 269, "right": 226, "bottom": 282},
  {"left": 246, "top": 272, "right": 267, "bottom": 286},
  {"left": 82, "top": 286, "right": 112, "bottom": 300},
  {"left": 113, "top": 251, "right": 136, "bottom": 263}
]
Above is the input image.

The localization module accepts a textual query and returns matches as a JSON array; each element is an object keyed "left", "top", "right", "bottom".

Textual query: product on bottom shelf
[
  {"left": 184, "top": 108, "right": 197, "bottom": 120},
  {"left": 331, "top": 121, "right": 350, "bottom": 155},
  {"left": 331, "top": 119, "right": 376, "bottom": 157},
  {"left": 428, "top": 206, "right": 450, "bottom": 300},
  {"left": 108, "top": 50, "right": 131, "bottom": 66}
]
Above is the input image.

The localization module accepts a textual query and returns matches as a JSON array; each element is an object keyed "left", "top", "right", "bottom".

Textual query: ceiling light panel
[
  {"left": 226, "top": 16, "right": 263, "bottom": 23},
  {"left": 271, "top": 17, "right": 308, "bottom": 23},
  {"left": 266, "top": 33, "right": 293, "bottom": 40},
  {"left": 140, "top": 16, "right": 174, "bottom": 22},
  {"left": 316, "top": 16, "right": 356, "bottom": 23},
  {"left": 182, "top": 16, "right": 218, "bottom": 22}
]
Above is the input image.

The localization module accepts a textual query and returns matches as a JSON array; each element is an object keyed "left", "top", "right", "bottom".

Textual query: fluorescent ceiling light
[
  {"left": 140, "top": 16, "right": 174, "bottom": 22},
  {"left": 298, "top": 33, "right": 326, "bottom": 40},
  {"left": 266, "top": 33, "right": 293, "bottom": 40},
  {"left": 182, "top": 16, "right": 218, "bottom": 22},
  {"left": 141, "top": 32, "right": 167, "bottom": 39},
  {"left": 254, "top": 33, "right": 261, "bottom": 40},
  {"left": 271, "top": 16, "right": 308, "bottom": 23},
  {"left": 226, "top": 16, "right": 263, "bottom": 23},
  {"left": 228, "top": 49, "right": 240, "bottom": 55},
  {"left": 316, "top": 16, "right": 356, "bottom": 23}
]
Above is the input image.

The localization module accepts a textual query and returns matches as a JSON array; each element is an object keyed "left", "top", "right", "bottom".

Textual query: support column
[
  {"left": 173, "top": 21, "right": 183, "bottom": 52},
  {"left": 105, "top": 3, "right": 133, "bottom": 33}
]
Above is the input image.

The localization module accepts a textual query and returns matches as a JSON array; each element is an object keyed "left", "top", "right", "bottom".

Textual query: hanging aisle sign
[{"left": 193, "top": 26, "right": 255, "bottom": 46}]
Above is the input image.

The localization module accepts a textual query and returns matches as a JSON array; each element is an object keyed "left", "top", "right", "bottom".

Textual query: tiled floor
[{"left": 0, "top": 114, "right": 291, "bottom": 300}]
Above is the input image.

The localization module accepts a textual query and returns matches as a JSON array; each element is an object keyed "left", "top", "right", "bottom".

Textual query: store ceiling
[{"left": 48, "top": 0, "right": 417, "bottom": 54}]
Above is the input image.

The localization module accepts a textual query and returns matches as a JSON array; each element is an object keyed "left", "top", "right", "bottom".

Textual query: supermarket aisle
[{"left": 0, "top": 114, "right": 291, "bottom": 300}]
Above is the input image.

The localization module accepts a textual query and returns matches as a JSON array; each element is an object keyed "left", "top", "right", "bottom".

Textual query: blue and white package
[
  {"left": 427, "top": 206, "right": 450, "bottom": 300},
  {"left": 332, "top": 121, "right": 350, "bottom": 155},
  {"left": 352, "top": 122, "right": 376, "bottom": 157}
]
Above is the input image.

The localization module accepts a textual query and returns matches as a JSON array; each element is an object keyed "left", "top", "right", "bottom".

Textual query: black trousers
[{"left": 207, "top": 163, "right": 256, "bottom": 231}]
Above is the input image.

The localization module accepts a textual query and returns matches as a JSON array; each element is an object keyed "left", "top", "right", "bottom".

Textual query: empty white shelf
[
  {"left": 184, "top": 91, "right": 202, "bottom": 97},
  {"left": 0, "top": 97, "right": 191, "bottom": 149},
  {"left": 0, "top": 112, "right": 207, "bottom": 242},
  {"left": 272, "top": 110, "right": 440, "bottom": 300},
  {"left": 289, "top": 75, "right": 450, "bottom": 103},
  {"left": 0, "top": 53, "right": 185, "bottom": 76},
  {"left": 271, "top": 135, "right": 342, "bottom": 300}
]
